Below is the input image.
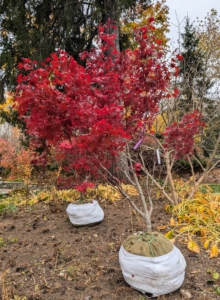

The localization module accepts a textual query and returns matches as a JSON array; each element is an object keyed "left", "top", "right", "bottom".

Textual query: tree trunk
[
  {"left": 100, "top": 0, "right": 130, "bottom": 181},
  {"left": 101, "top": 0, "right": 120, "bottom": 51},
  {"left": 144, "top": 216, "right": 152, "bottom": 233}
]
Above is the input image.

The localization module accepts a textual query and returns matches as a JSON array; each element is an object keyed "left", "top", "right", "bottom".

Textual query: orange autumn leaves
[{"left": 0, "top": 128, "right": 32, "bottom": 181}]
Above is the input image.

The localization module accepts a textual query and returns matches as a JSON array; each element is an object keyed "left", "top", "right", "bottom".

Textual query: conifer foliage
[
  {"left": 176, "top": 17, "right": 213, "bottom": 114},
  {"left": 0, "top": 0, "right": 152, "bottom": 103}
]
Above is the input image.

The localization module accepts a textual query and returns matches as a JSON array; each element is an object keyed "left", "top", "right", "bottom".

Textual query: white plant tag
[{"left": 156, "top": 148, "right": 161, "bottom": 164}]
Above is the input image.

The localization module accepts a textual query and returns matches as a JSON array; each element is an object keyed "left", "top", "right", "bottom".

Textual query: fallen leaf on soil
[
  {"left": 170, "top": 217, "right": 176, "bottom": 226},
  {"left": 187, "top": 240, "right": 200, "bottom": 254},
  {"left": 212, "top": 272, "right": 219, "bottom": 280},
  {"left": 58, "top": 270, "right": 66, "bottom": 277},
  {"left": 157, "top": 225, "right": 167, "bottom": 230},
  {"left": 203, "top": 240, "right": 210, "bottom": 249},
  {"left": 164, "top": 230, "right": 173, "bottom": 239},
  {"left": 180, "top": 289, "right": 192, "bottom": 299},
  {"left": 210, "top": 244, "right": 219, "bottom": 258},
  {"left": 190, "top": 270, "right": 200, "bottom": 274}
]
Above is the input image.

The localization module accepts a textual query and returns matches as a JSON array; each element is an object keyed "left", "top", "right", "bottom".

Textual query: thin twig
[
  {"left": 129, "top": 206, "right": 134, "bottom": 233},
  {"left": 53, "top": 251, "right": 59, "bottom": 273},
  {"left": 191, "top": 154, "right": 206, "bottom": 171},
  {"left": 187, "top": 155, "right": 196, "bottom": 188},
  {"left": 189, "top": 132, "right": 220, "bottom": 199},
  {"left": 139, "top": 152, "right": 174, "bottom": 204}
]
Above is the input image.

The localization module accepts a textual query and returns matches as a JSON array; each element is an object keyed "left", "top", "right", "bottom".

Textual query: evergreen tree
[
  {"left": 0, "top": 0, "right": 98, "bottom": 102},
  {"left": 0, "top": 0, "right": 151, "bottom": 103},
  {"left": 174, "top": 17, "right": 219, "bottom": 159},
  {"left": 176, "top": 17, "right": 213, "bottom": 116}
]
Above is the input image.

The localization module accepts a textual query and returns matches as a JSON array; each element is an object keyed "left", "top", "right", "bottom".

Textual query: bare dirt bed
[{"left": 1, "top": 169, "right": 220, "bottom": 300}]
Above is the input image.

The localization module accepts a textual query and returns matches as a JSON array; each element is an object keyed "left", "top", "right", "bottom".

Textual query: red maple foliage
[
  {"left": 163, "top": 110, "right": 205, "bottom": 159},
  {"left": 14, "top": 20, "right": 204, "bottom": 189},
  {"left": 75, "top": 182, "right": 95, "bottom": 193}
]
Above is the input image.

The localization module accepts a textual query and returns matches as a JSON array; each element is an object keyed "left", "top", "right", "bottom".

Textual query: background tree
[
  {"left": 175, "top": 17, "right": 213, "bottom": 118},
  {"left": 158, "top": 14, "right": 220, "bottom": 174},
  {"left": 120, "top": 0, "right": 169, "bottom": 50},
  {"left": 0, "top": 127, "right": 32, "bottom": 180},
  {"left": 0, "top": 0, "right": 152, "bottom": 103},
  {"left": 196, "top": 9, "right": 220, "bottom": 158},
  {"left": 198, "top": 9, "right": 220, "bottom": 81},
  {"left": 0, "top": 0, "right": 97, "bottom": 102}
]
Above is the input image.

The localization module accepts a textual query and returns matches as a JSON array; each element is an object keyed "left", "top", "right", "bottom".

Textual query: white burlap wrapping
[
  {"left": 66, "top": 200, "right": 104, "bottom": 226},
  {"left": 119, "top": 244, "right": 186, "bottom": 297}
]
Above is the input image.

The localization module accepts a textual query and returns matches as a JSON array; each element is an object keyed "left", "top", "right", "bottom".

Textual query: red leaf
[
  {"left": 176, "top": 54, "right": 184, "bottom": 61},
  {"left": 75, "top": 182, "right": 95, "bottom": 193}
]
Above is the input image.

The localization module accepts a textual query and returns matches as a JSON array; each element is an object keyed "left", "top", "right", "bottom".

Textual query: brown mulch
[
  {"left": 0, "top": 192, "right": 220, "bottom": 299},
  {"left": 203, "top": 168, "right": 220, "bottom": 184}
]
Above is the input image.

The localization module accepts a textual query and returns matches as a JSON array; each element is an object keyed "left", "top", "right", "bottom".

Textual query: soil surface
[{"left": 1, "top": 171, "right": 220, "bottom": 300}]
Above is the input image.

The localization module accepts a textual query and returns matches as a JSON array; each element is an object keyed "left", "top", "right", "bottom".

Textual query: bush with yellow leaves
[
  {"left": 0, "top": 184, "right": 138, "bottom": 210},
  {"left": 163, "top": 180, "right": 220, "bottom": 258}
]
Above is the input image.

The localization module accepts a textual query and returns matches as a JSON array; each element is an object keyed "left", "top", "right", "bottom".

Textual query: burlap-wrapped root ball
[
  {"left": 119, "top": 232, "right": 186, "bottom": 297},
  {"left": 66, "top": 200, "right": 104, "bottom": 226}
]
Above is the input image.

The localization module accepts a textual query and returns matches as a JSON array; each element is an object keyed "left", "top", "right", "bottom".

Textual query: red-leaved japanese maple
[
  {"left": 163, "top": 110, "right": 205, "bottom": 159},
  {"left": 15, "top": 19, "right": 204, "bottom": 231}
]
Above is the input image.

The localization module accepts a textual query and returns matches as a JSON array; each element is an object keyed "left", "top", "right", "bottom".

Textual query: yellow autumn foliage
[
  {"left": 166, "top": 181, "right": 220, "bottom": 256},
  {"left": 152, "top": 113, "right": 168, "bottom": 133},
  {"left": 197, "top": 9, "right": 220, "bottom": 63},
  {"left": 203, "top": 240, "right": 210, "bottom": 249},
  {"left": 210, "top": 244, "right": 219, "bottom": 258},
  {"left": 1, "top": 184, "right": 139, "bottom": 208},
  {"left": 164, "top": 230, "right": 173, "bottom": 239},
  {"left": 120, "top": 0, "right": 169, "bottom": 48},
  {"left": 170, "top": 217, "right": 176, "bottom": 226},
  {"left": 0, "top": 91, "right": 15, "bottom": 113},
  {"left": 187, "top": 240, "right": 200, "bottom": 254}
]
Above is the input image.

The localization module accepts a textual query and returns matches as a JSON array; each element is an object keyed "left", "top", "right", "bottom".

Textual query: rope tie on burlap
[{"left": 136, "top": 234, "right": 156, "bottom": 257}]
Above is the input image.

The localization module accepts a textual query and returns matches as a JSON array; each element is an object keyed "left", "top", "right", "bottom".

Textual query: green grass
[
  {"left": 200, "top": 184, "right": 220, "bottom": 194},
  {"left": 0, "top": 237, "right": 6, "bottom": 247},
  {"left": 0, "top": 202, "right": 17, "bottom": 214}
]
